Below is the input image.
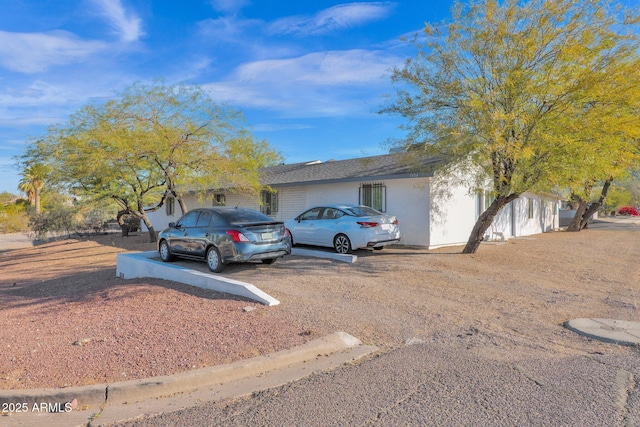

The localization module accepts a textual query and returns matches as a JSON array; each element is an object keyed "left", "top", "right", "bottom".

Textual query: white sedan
[{"left": 285, "top": 205, "right": 401, "bottom": 254}]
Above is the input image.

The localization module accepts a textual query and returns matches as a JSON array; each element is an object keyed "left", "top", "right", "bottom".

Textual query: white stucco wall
[
  {"left": 428, "top": 180, "right": 478, "bottom": 249},
  {"left": 509, "top": 193, "right": 559, "bottom": 237},
  {"left": 485, "top": 203, "right": 512, "bottom": 241},
  {"left": 272, "top": 186, "right": 308, "bottom": 222},
  {"left": 427, "top": 185, "right": 560, "bottom": 248},
  {"left": 277, "top": 178, "right": 431, "bottom": 247},
  {"left": 379, "top": 178, "right": 430, "bottom": 247}
]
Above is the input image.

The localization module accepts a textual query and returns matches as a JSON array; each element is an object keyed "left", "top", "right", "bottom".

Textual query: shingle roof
[{"left": 260, "top": 153, "right": 442, "bottom": 186}]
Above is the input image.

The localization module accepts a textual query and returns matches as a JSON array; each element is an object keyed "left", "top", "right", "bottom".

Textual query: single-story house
[{"left": 147, "top": 153, "right": 560, "bottom": 248}]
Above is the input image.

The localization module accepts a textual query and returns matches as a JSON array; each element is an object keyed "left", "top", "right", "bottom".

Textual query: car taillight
[
  {"left": 226, "top": 230, "right": 250, "bottom": 242},
  {"left": 284, "top": 228, "right": 291, "bottom": 238},
  {"left": 357, "top": 221, "right": 378, "bottom": 228},
  {"left": 393, "top": 219, "right": 398, "bottom": 225}
]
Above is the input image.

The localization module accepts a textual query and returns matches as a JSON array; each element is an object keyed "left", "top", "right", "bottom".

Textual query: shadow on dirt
[{"left": 1, "top": 266, "right": 257, "bottom": 318}]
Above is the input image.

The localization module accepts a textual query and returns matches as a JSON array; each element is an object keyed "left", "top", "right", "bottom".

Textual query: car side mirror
[{"left": 168, "top": 222, "right": 176, "bottom": 228}]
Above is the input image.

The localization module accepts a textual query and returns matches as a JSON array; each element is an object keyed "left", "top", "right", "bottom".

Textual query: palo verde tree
[
  {"left": 558, "top": 56, "right": 640, "bottom": 231},
  {"left": 23, "top": 109, "right": 166, "bottom": 242},
  {"left": 21, "top": 81, "right": 281, "bottom": 242},
  {"left": 382, "top": 0, "right": 640, "bottom": 253},
  {"left": 118, "top": 82, "right": 281, "bottom": 216}
]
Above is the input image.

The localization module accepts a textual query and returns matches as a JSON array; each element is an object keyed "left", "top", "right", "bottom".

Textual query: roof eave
[{"left": 264, "top": 172, "right": 433, "bottom": 187}]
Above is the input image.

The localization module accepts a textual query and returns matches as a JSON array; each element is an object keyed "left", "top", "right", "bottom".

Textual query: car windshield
[
  {"left": 216, "top": 208, "right": 275, "bottom": 224},
  {"left": 345, "top": 206, "right": 383, "bottom": 217}
]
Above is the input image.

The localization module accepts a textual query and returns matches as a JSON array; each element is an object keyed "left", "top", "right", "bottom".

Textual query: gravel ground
[
  {"left": 0, "top": 236, "right": 307, "bottom": 390},
  {"left": 0, "top": 218, "right": 638, "bottom": 391}
]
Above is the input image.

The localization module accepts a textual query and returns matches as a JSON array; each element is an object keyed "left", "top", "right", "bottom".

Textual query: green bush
[
  {"left": 28, "top": 202, "right": 79, "bottom": 241},
  {"left": 123, "top": 215, "right": 141, "bottom": 232},
  {"left": 0, "top": 200, "right": 30, "bottom": 233}
]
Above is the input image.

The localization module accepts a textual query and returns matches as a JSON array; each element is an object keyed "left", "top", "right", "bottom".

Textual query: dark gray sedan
[{"left": 157, "top": 207, "right": 291, "bottom": 273}]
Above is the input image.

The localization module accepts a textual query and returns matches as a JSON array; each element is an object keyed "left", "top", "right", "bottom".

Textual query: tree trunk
[
  {"left": 566, "top": 179, "right": 612, "bottom": 232},
  {"left": 34, "top": 188, "right": 41, "bottom": 215},
  {"left": 142, "top": 217, "right": 156, "bottom": 242},
  {"left": 566, "top": 196, "right": 588, "bottom": 232},
  {"left": 117, "top": 210, "right": 129, "bottom": 237},
  {"left": 145, "top": 225, "right": 156, "bottom": 242},
  {"left": 462, "top": 194, "right": 520, "bottom": 254},
  {"left": 135, "top": 209, "right": 157, "bottom": 243},
  {"left": 176, "top": 196, "right": 188, "bottom": 215}
]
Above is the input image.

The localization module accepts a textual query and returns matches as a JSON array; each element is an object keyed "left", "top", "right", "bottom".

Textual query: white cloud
[
  {"left": 89, "top": 0, "right": 144, "bottom": 42},
  {"left": 234, "top": 50, "right": 398, "bottom": 86},
  {"left": 203, "top": 49, "right": 401, "bottom": 116},
  {"left": 0, "top": 79, "right": 123, "bottom": 132},
  {"left": 197, "top": 16, "right": 254, "bottom": 43},
  {"left": 0, "top": 80, "right": 88, "bottom": 108},
  {"left": 210, "top": 0, "right": 250, "bottom": 15},
  {"left": 0, "top": 116, "right": 61, "bottom": 127},
  {"left": 0, "top": 30, "right": 106, "bottom": 74},
  {"left": 269, "top": 2, "right": 396, "bottom": 36},
  {"left": 0, "top": 1, "right": 143, "bottom": 74},
  {"left": 252, "top": 123, "right": 314, "bottom": 132}
]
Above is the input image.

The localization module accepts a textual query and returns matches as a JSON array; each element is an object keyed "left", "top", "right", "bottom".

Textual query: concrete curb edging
[
  {"left": 565, "top": 318, "right": 640, "bottom": 346},
  {"left": 0, "top": 332, "right": 372, "bottom": 410},
  {"left": 291, "top": 247, "right": 357, "bottom": 263},
  {"left": 115, "top": 251, "right": 280, "bottom": 306},
  {"left": 106, "top": 331, "right": 364, "bottom": 405}
]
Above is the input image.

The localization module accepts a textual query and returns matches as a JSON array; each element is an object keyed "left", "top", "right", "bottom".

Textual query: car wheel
[
  {"left": 373, "top": 246, "right": 384, "bottom": 251},
  {"left": 206, "top": 246, "right": 225, "bottom": 273},
  {"left": 262, "top": 258, "right": 277, "bottom": 265},
  {"left": 333, "top": 234, "right": 352, "bottom": 254},
  {"left": 159, "top": 240, "right": 174, "bottom": 262}
]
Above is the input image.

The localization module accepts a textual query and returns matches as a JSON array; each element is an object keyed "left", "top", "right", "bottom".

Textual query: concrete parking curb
[
  {"left": 0, "top": 332, "right": 377, "bottom": 426},
  {"left": 116, "top": 251, "right": 280, "bottom": 306},
  {"left": 565, "top": 318, "right": 640, "bottom": 346},
  {"left": 291, "top": 247, "right": 357, "bottom": 263}
]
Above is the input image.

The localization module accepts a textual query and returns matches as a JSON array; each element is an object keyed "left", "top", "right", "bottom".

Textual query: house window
[
  {"left": 260, "top": 190, "right": 278, "bottom": 216},
  {"left": 476, "top": 190, "right": 495, "bottom": 218},
  {"left": 359, "top": 183, "right": 386, "bottom": 212},
  {"left": 528, "top": 198, "right": 535, "bottom": 219},
  {"left": 484, "top": 192, "right": 495, "bottom": 210},
  {"left": 212, "top": 193, "right": 226, "bottom": 206},
  {"left": 476, "top": 191, "right": 483, "bottom": 218},
  {"left": 166, "top": 197, "right": 175, "bottom": 216}
]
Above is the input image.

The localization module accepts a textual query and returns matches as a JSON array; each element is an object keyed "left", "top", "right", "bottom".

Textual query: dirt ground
[{"left": 0, "top": 218, "right": 638, "bottom": 390}]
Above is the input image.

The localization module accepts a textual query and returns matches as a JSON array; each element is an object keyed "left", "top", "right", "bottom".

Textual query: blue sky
[{"left": 0, "top": 1, "right": 454, "bottom": 194}]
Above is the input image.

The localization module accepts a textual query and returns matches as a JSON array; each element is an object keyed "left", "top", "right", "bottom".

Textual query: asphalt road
[
  {"left": 0, "top": 233, "right": 33, "bottom": 252},
  {"left": 117, "top": 341, "right": 639, "bottom": 426}
]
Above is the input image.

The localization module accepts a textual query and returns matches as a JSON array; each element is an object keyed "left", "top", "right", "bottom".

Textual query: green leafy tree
[
  {"left": 382, "top": 0, "right": 640, "bottom": 253},
  {"left": 560, "top": 58, "right": 640, "bottom": 231},
  {"left": 118, "top": 81, "right": 281, "bottom": 215},
  {"left": 20, "top": 81, "right": 280, "bottom": 242},
  {"left": 600, "top": 184, "right": 633, "bottom": 214},
  {"left": 621, "top": 171, "right": 640, "bottom": 207}
]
